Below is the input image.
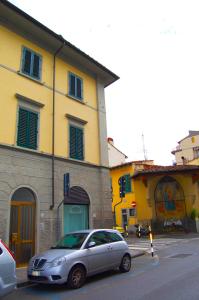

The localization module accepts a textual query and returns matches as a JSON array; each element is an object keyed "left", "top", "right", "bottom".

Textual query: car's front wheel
[
  {"left": 67, "top": 265, "right": 86, "bottom": 289},
  {"left": 119, "top": 254, "right": 131, "bottom": 273}
]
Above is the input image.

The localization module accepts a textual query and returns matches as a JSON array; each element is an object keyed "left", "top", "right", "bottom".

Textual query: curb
[
  {"left": 131, "top": 251, "right": 146, "bottom": 258},
  {"left": 17, "top": 281, "right": 32, "bottom": 288}
]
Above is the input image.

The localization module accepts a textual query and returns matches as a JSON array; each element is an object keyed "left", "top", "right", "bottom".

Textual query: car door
[
  {"left": 85, "top": 231, "right": 110, "bottom": 275},
  {"left": 106, "top": 232, "right": 125, "bottom": 267},
  {"left": 0, "top": 241, "right": 16, "bottom": 297}
]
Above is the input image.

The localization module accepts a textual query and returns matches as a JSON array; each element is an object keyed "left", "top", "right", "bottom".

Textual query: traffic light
[{"left": 118, "top": 176, "right": 126, "bottom": 198}]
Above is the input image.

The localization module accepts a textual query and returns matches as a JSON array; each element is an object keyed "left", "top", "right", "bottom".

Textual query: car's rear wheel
[
  {"left": 67, "top": 265, "right": 86, "bottom": 289},
  {"left": 119, "top": 254, "right": 131, "bottom": 273}
]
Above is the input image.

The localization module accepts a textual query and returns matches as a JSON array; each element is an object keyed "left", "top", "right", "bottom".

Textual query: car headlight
[
  {"left": 29, "top": 256, "right": 36, "bottom": 266},
  {"left": 50, "top": 257, "right": 66, "bottom": 267}
]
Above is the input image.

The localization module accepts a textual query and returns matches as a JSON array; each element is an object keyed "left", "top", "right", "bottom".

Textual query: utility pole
[{"left": 142, "top": 133, "right": 148, "bottom": 160}]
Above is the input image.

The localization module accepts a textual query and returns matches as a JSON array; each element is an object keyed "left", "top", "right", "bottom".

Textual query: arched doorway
[
  {"left": 64, "top": 186, "right": 90, "bottom": 234},
  {"left": 154, "top": 176, "right": 186, "bottom": 220},
  {"left": 10, "top": 187, "right": 36, "bottom": 267}
]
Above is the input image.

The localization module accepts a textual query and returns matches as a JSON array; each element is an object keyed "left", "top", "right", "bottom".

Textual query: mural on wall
[{"left": 155, "top": 176, "right": 186, "bottom": 219}]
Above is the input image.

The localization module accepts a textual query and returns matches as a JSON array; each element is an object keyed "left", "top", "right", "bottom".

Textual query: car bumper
[
  {"left": 0, "top": 279, "right": 16, "bottom": 297},
  {"left": 27, "top": 268, "right": 68, "bottom": 285}
]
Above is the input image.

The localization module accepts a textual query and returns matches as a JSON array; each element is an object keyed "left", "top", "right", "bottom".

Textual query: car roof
[{"left": 63, "top": 229, "right": 119, "bottom": 234}]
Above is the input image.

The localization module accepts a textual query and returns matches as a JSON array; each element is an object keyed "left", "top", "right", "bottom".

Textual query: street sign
[
  {"left": 132, "top": 201, "right": 136, "bottom": 207},
  {"left": 64, "top": 173, "right": 70, "bottom": 197}
]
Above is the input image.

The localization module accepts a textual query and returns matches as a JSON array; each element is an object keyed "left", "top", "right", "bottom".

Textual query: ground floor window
[
  {"left": 129, "top": 208, "right": 136, "bottom": 217},
  {"left": 64, "top": 204, "right": 89, "bottom": 234}
]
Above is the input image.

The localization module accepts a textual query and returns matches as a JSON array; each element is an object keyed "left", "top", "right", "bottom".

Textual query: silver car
[
  {"left": 28, "top": 229, "right": 131, "bottom": 289},
  {"left": 0, "top": 239, "right": 16, "bottom": 297}
]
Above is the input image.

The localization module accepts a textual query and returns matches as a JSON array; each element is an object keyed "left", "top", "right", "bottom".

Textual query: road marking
[{"left": 127, "top": 238, "right": 186, "bottom": 252}]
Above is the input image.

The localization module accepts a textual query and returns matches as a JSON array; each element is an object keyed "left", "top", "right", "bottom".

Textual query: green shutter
[
  {"left": 22, "top": 48, "right": 31, "bottom": 75},
  {"left": 69, "top": 73, "right": 76, "bottom": 97},
  {"left": 17, "top": 108, "right": 38, "bottom": 150},
  {"left": 76, "top": 77, "right": 82, "bottom": 99},
  {"left": 76, "top": 127, "right": 83, "bottom": 160},
  {"left": 125, "top": 174, "right": 131, "bottom": 193},
  {"left": 69, "top": 73, "right": 83, "bottom": 100},
  {"left": 70, "top": 126, "right": 77, "bottom": 158},
  {"left": 21, "top": 47, "right": 41, "bottom": 80},
  {"left": 17, "top": 108, "right": 29, "bottom": 147},
  {"left": 69, "top": 125, "right": 84, "bottom": 160},
  {"left": 28, "top": 111, "right": 38, "bottom": 149},
  {"left": 32, "top": 54, "right": 40, "bottom": 79}
]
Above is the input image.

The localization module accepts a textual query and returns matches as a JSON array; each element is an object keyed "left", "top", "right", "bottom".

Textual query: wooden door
[{"left": 10, "top": 201, "right": 35, "bottom": 267}]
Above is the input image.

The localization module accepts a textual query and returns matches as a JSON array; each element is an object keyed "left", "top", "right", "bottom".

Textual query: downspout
[
  {"left": 50, "top": 42, "right": 65, "bottom": 210},
  {"left": 113, "top": 198, "right": 123, "bottom": 226}
]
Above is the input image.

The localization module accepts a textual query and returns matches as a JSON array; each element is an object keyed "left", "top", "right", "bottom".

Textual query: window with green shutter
[
  {"left": 21, "top": 47, "right": 42, "bottom": 80},
  {"left": 17, "top": 108, "right": 38, "bottom": 150},
  {"left": 124, "top": 174, "right": 131, "bottom": 193},
  {"left": 69, "top": 125, "right": 84, "bottom": 160},
  {"left": 68, "top": 72, "right": 83, "bottom": 100}
]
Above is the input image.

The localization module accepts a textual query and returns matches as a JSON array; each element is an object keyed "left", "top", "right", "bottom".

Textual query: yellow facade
[
  {"left": 111, "top": 164, "right": 135, "bottom": 227},
  {"left": 111, "top": 162, "right": 153, "bottom": 229},
  {"left": 188, "top": 158, "right": 199, "bottom": 165},
  {"left": 133, "top": 172, "right": 199, "bottom": 222},
  {"left": 111, "top": 162, "right": 199, "bottom": 232},
  {"left": 0, "top": 25, "right": 100, "bottom": 164}
]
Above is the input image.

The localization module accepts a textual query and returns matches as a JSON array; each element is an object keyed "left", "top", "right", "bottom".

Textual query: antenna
[{"left": 142, "top": 133, "right": 148, "bottom": 160}]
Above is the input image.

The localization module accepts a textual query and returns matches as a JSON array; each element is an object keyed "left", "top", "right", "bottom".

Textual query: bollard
[
  {"left": 138, "top": 224, "right": 141, "bottom": 238},
  {"left": 125, "top": 225, "right": 128, "bottom": 237},
  {"left": 148, "top": 225, "right": 154, "bottom": 257}
]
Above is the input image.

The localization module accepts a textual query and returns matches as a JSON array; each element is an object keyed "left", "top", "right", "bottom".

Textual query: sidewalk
[
  {"left": 16, "top": 248, "right": 145, "bottom": 287},
  {"left": 16, "top": 267, "right": 30, "bottom": 288}
]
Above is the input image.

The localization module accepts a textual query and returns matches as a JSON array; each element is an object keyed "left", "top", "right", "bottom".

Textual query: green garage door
[{"left": 64, "top": 204, "right": 89, "bottom": 234}]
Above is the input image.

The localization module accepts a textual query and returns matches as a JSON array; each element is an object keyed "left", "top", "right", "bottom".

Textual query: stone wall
[{"left": 0, "top": 145, "right": 112, "bottom": 253}]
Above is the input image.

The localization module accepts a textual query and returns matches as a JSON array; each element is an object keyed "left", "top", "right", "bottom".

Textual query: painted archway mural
[{"left": 154, "top": 176, "right": 186, "bottom": 219}]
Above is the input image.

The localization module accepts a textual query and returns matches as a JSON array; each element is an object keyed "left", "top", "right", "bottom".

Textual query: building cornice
[
  {"left": 0, "top": 143, "right": 109, "bottom": 170},
  {"left": 15, "top": 93, "right": 45, "bottom": 108}
]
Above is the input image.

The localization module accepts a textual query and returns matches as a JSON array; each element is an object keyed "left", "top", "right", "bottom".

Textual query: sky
[{"left": 9, "top": 0, "right": 199, "bottom": 165}]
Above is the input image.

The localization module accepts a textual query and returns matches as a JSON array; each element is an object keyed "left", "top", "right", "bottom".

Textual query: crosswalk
[{"left": 127, "top": 237, "right": 186, "bottom": 252}]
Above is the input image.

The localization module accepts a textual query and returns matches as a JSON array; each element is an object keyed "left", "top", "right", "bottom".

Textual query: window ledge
[
  {"left": 17, "top": 71, "right": 44, "bottom": 85},
  {"left": 15, "top": 145, "right": 38, "bottom": 152},
  {"left": 66, "top": 94, "right": 85, "bottom": 104},
  {"left": 68, "top": 157, "right": 85, "bottom": 163}
]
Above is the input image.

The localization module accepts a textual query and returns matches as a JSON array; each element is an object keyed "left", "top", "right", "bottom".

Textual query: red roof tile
[{"left": 132, "top": 164, "right": 199, "bottom": 178}]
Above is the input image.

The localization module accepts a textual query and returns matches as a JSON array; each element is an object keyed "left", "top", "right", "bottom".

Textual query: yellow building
[
  {"left": 0, "top": 1, "right": 118, "bottom": 266},
  {"left": 111, "top": 162, "right": 199, "bottom": 233},
  {"left": 111, "top": 160, "right": 154, "bottom": 231},
  {"left": 172, "top": 130, "right": 199, "bottom": 165}
]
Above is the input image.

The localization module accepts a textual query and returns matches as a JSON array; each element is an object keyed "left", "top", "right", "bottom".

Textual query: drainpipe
[
  {"left": 113, "top": 198, "right": 123, "bottom": 226},
  {"left": 50, "top": 42, "right": 65, "bottom": 210}
]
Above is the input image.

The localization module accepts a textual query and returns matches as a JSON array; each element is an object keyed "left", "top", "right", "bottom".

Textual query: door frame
[{"left": 10, "top": 200, "right": 36, "bottom": 267}]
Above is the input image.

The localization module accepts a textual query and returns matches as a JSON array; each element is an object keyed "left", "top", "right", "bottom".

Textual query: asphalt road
[{"left": 4, "top": 237, "right": 199, "bottom": 300}]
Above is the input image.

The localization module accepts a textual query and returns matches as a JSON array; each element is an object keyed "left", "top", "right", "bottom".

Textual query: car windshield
[{"left": 52, "top": 232, "right": 89, "bottom": 250}]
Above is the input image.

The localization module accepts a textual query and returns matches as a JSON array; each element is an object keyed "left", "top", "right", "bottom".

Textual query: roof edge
[{"left": 1, "top": 0, "right": 119, "bottom": 86}]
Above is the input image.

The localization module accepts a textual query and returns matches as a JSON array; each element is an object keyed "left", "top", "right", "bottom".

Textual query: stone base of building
[{"left": 0, "top": 145, "right": 113, "bottom": 265}]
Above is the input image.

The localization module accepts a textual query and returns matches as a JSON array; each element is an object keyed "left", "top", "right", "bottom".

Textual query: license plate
[{"left": 32, "top": 271, "right": 40, "bottom": 276}]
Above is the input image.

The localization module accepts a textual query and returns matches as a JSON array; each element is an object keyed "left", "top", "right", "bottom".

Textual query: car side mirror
[{"left": 87, "top": 241, "right": 96, "bottom": 248}]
